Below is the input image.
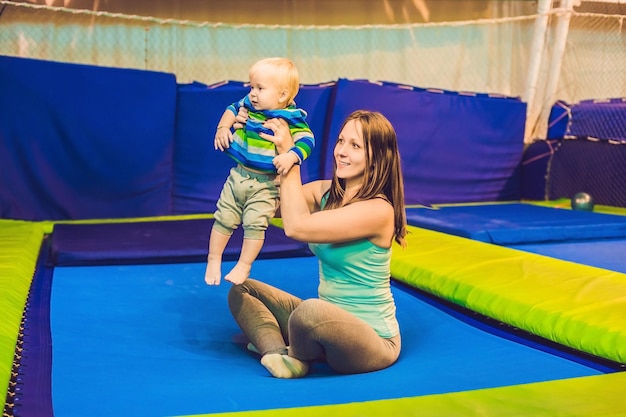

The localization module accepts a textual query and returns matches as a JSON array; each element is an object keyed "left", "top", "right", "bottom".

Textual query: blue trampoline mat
[
  {"left": 406, "top": 203, "right": 626, "bottom": 245},
  {"left": 50, "top": 257, "right": 601, "bottom": 417}
]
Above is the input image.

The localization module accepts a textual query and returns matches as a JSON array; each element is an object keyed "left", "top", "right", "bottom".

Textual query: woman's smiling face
[{"left": 334, "top": 119, "right": 367, "bottom": 186}]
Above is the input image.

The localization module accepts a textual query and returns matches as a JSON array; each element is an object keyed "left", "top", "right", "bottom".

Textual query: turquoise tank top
[{"left": 308, "top": 198, "right": 399, "bottom": 338}]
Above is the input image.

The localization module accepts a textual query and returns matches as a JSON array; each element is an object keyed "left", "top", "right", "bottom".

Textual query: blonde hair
[
  {"left": 249, "top": 57, "right": 300, "bottom": 105},
  {"left": 325, "top": 110, "right": 408, "bottom": 248}
]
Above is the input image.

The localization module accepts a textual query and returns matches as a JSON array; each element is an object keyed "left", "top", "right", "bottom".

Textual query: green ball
[{"left": 571, "top": 192, "right": 595, "bottom": 211}]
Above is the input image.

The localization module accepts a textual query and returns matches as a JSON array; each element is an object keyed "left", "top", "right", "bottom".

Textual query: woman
[{"left": 227, "top": 110, "right": 407, "bottom": 378}]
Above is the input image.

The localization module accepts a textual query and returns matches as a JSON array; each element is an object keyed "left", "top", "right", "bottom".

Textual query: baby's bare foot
[
  {"left": 224, "top": 262, "right": 251, "bottom": 285},
  {"left": 204, "top": 261, "right": 221, "bottom": 285}
]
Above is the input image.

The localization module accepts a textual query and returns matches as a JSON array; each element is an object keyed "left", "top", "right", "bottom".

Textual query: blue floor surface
[{"left": 50, "top": 257, "right": 601, "bottom": 417}]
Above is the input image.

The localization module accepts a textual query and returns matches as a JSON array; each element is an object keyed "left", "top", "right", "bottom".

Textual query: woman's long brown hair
[{"left": 324, "top": 110, "right": 407, "bottom": 247}]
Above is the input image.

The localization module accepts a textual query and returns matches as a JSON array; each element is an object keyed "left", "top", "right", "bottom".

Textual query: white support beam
[{"left": 523, "top": 0, "right": 553, "bottom": 143}]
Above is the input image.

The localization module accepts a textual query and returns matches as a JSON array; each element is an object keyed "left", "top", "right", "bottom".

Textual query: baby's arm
[
  {"left": 214, "top": 110, "right": 237, "bottom": 151},
  {"left": 273, "top": 151, "right": 300, "bottom": 176}
]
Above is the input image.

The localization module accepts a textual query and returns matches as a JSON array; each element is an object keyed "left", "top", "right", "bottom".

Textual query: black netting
[{"left": 546, "top": 137, "right": 626, "bottom": 208}]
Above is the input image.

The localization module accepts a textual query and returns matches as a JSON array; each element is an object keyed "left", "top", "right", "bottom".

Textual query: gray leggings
[{"left": 228, "top": 279, "right": 401, "bottom": 374}]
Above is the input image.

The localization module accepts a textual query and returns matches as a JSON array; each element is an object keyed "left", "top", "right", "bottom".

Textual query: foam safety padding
[
  {"left": 171, "top": 81, "right": 334, "bottom": 215},
  {"left": 322, "top": 79, "right": 527, "bottom": 205},
  {"left": 568, "top": 98, "right": 626, "bottom": 142},
  {"left": 0, "top": 221, "right": 45, "bottom": 413},
  {"left": 405, "top": 202, "right": 626, "bottom": 244},
  {"left": 391, "top": 226, "right": 626, "bottom": 364},
  {"left": 171, "top": 82, "right": 246, "bottom": 215},
  {"left": 0, "top": 56, "right": 177, "bottom": 220},
  {"left": 546, "top": 138, "right": 626, "bottom": 208},
  {"left": 511, "top": 238, "right": 626, "bottom": 274},
  {"left": 49, "top": 219, "right": 312, "bottom": 266},
  {"left": 520, "top": 139, "right": 559, "bottom": 201},
  {"left": 178, "top": 372, "right": 626, "bottom": 417}
]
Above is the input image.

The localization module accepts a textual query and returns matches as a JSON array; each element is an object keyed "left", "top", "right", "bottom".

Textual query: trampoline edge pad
[
  {"left": 179, "top": 372, "right": 626, "bottom": 417},
  {"left": 0, "top": 220, "right": 45, "bottom": 410},
  {"left": 391, "top": 226, "right": 626, "bottom": 364}
]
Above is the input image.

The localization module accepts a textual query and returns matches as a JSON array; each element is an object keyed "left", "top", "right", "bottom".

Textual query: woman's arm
[
  {"left": 283, "top": 170, "right": 393, "bottom": 244},
  {"left": 275, "top": 179, "right": 327, "bottom": 218},
  {"left": 262, "top": 119, "right": 393, "bottom": 246}
]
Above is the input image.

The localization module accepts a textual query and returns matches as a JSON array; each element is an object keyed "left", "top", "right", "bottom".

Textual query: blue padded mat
[
  {"left": 49, "top": 258, "right": 600, "bottom": 417},
  {"left": 405, "top": 203, "right": 626, "bottom": 245},
  {"left": 511, "top": 238, "right": 626, "bottom": 274}
]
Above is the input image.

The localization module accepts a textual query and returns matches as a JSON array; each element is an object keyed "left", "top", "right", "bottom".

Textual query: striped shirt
[{"left": 225, "top": 95, "right": 315, "bottom": 173}]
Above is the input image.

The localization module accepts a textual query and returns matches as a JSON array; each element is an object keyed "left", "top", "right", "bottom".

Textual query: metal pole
[{"left": 523, "top": 0, "right": 552, "bottom": 143}]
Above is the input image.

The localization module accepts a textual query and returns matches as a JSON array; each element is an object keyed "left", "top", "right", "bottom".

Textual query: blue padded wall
[
  {"left": 568, "top": 98, "right": 626, "bottom": 142},
  {"left": 1, "top": 57, "right": 532, "bottom": 220},
  {"left": 323, "top": 79, "right": 527, "bottom": 205},
  {"left": 171, "top": 81, "right": 333, "bottom": 214},
  {"left": 520, "top": 139, "right": 558, "bottom": 201},
  {"left": 171, "top": 81, "right": 247, "bottom": 215},
  {"left": 0, "top": 56, "right": 177, "bottom": 220},
  {"left": 522, "top": 99, "right": 626, "bottom": 207}
]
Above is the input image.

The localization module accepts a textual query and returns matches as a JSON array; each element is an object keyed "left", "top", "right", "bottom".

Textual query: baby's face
[{"left": 248, "top": 69, "right": 286, "bottom": 111}]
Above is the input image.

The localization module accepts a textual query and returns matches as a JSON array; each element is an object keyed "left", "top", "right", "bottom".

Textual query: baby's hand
[
  {"left": 273, "top": 152, "right": 299, "bottom": 176},
  {"left": 214, "top": 127, "right": 232, "bottom": 151}
]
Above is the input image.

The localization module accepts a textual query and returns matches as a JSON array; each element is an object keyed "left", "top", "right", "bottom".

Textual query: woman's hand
[
  {"left": 233, "top": 107, "right": 249, "bottom": 130},
  {"left": 261, "top": 118, "right": 294, "bottom": 154}
]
